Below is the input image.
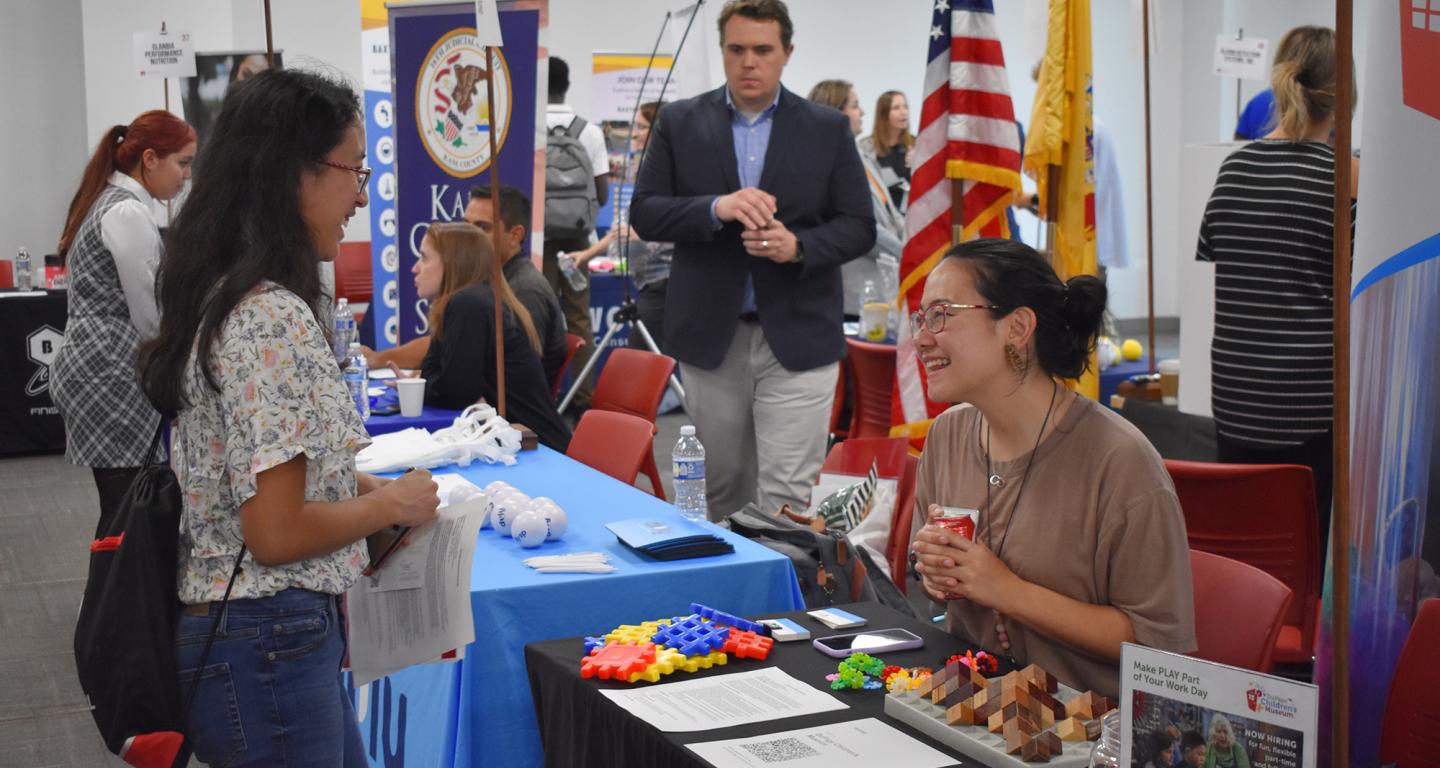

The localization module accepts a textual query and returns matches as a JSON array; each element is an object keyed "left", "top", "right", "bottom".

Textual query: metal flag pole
[
  {"left": 484, "top": 45, "right": 506, "bottom": 418},
  {"left": 264, "top": 0, "right": 275, "bottom": 68},
  {"left": 1143, "top": 0, "right": 1156, "bottom": 375},
  {"left": 1330, "top": 0, "right": 1355, "bottom": 763}
]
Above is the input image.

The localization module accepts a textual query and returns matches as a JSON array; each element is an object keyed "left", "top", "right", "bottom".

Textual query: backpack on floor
[{"left": 544, "top": 116, "right": 598, "bottom": 239}]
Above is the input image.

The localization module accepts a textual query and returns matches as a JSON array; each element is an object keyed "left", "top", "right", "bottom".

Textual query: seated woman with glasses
[
  {"left": 413, "top": 222, "right": 572, "bottom": 451},
  {"left": 908, "top": 238, "right": 1195, "bottom": 698}
]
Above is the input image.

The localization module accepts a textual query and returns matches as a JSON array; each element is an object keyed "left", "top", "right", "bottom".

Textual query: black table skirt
[
  {"left": 0, "top": 290, "right": 67, "bottom": 455},
  {"left": 526, "top": 602, "right": 1003, "bottom": 768}
]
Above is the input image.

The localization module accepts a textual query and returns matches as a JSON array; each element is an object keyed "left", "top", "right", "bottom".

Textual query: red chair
[
  {"left": 845, "top": 338, "right": 896, "bottom": 439},
  {"left": 565, "top": 410, "right": 656, "bottom": 490},
  {"left": 334, "top": 241, "right": 373, "bottom": 304},
  {"left": 1188, "top": 550, "right": 1293, "bottom": 673},
  {"left": 591, "top": 348, "right": 677, "bottom": 500},
  {"left": 550, "top": 332, "right": 589, "bottom": 400},
  {"left": 0, "top": 259, "right": 12, "bottom": 288},
  {"left": 1381, "top": 598, "right": 1440, "bottom": 767},
  {"left": 1165, "top": 460, "right": 1320, "bottom": 665},
  {"left": 820, "top": 437, "right": 919, "bottom": 591}
]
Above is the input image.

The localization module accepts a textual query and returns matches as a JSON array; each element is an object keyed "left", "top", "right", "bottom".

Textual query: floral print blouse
[{"left": 173, "top": 284, "right": 370, "bottom": 603}]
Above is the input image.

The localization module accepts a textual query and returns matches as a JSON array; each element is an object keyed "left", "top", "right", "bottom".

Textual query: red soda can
[{"left": 931, "top": 507, "right": 978, "bottom": 600}]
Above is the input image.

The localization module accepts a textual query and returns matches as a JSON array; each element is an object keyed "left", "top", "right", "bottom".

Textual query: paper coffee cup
[
  {"left": 1158, "top": 359, "right": 1180, "bottom": 406},
  {"left": 396, "top": 377, "right": 426, "bottom": 417}
]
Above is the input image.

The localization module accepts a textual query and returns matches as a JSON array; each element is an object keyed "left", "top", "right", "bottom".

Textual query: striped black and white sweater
[{"left": 1195, "top": 139, "right": 1354, "bottom": 448}]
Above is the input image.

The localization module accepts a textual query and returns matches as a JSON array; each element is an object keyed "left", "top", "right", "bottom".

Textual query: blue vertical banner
[
  {"left": 360, "top": 0, "right": 403, "bottom": 349},
  {"left": 1316, "top": 3, "right": 1440, "bottom": 765},
  {"left": 390, "top": 2, "right": 538, "bottom": 342}
]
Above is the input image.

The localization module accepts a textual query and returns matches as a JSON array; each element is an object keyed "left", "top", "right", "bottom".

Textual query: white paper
[
  {"left": 1120, "top": 644, "right": 1317, "bottom": 768},
  {"left": 369, "top": 368, "right": 397, "bottom": 380},
  {"left": 686, "top": 718, "right": 954, "bottom": 768},
  {"left": 1213, "top": 35, "right": 1270, "bottom": 80},
  {"left": 346, "top": 498, "right": 486, "bottom": 685},
  {"left": 133, "top": 31, "right": 196, "bottom": 78},
  {"left": 474, "top": 0, "right": 504, "bottom": 46},
  {"left": 598, "top": 667, "right": 847, "bottom": 733}
]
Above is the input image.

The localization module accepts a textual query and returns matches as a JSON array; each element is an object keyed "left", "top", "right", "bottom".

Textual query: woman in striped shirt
[{"left": 1195, "top": 25, "right": 1358, "bottom": 545}]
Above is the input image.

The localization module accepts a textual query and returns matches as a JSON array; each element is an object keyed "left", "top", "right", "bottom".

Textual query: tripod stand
[{"left": 557, "top": 0, "right": 704, "bottom": 414}]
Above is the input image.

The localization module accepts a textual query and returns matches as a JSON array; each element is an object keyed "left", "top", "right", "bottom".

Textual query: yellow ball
[{"left": 1121, "top": 339, "right": 1143, "bottom": 361}]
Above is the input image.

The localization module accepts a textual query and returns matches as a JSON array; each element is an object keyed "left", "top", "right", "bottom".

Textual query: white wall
[
  {"left": 0, "top": 0, "right": 89, "bottom": 262},
  {"left": 14, "top": 0, "right": 1367, "bottom": 321}
]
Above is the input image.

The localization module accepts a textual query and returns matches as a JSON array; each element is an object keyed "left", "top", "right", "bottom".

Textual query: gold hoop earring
[{"left": 1004, "top": 343, "right": 1027, "bottom": 374}]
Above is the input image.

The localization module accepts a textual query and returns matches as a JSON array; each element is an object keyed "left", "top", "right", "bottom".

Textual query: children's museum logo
[
  {"left": 1403, "top": 0, "right": 1440, "bottom": 121},
  {"left": 415, "top": 29, "right": 512, "bottom": 177},
  {"left": 1245, "top": 683, "right": 1299, "bottom": 719}
]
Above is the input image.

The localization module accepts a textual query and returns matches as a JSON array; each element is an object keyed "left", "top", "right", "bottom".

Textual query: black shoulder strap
[{"left": 181, "top": 546, "right": 247, "bottom": 721}]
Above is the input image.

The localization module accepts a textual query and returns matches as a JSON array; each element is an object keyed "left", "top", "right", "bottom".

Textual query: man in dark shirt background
[{"left": 466, "top": 184, "right": 568, "bottom": 386}]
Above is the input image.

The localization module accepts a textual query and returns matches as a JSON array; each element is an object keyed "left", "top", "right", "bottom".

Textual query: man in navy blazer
[{"left": 631, "top": 0, "right": 875, "bottom": 520}]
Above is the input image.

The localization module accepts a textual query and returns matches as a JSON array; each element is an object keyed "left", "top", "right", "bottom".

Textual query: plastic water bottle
[
  {"left": 672, "top": 425, "right": 707, "bottom": 523},
  {"left": 333, "top": 298, "right": 354, "bottom": 362},
  {"left": 344, "top": 342, "right": 370, "bottom": 420},
  {"left": 557, "top": 251, "right": 588, "bottom": 291},
  {"left": 606, "top": 208, "right": 628, "bottom": 262},
  {"left": 15, "top": 247, "right": 33, "bottom": 291},
  {"left": 859, "top": 279, "right": 888, "bottom": 341}
]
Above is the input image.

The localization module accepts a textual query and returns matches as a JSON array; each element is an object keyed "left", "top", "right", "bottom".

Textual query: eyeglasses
[
  {"left": 313, "top": 158, "right": 372, "bottom": 193},
  {"left": 909, "top": 301, "right": 1003, "bottom": 335}
]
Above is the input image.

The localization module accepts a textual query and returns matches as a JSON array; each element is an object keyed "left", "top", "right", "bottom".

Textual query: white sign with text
[
  {"left": 1213, "top": 35, "right": 1270, "bottom": 80},
  {"left": 133, "top": 31, "right": 196, "bottom": 79}
]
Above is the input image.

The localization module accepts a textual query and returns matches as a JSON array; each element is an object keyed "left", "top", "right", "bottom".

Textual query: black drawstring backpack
[{"left": 73, "top": 421, "right": 243, "bottom": 767}]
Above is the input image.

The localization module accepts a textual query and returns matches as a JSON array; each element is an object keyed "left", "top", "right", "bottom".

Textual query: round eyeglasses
[{"left": 313, "top": 158, "right": 372, "bottom": 193}]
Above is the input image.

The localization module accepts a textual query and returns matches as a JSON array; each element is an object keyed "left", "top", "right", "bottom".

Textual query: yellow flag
[{"left": 1023, "top": 0, "right": 1099, "bottom": 398}]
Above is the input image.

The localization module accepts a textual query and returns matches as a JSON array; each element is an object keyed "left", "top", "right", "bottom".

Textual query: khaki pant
[{"left": 680, "top": 320, "right": 837, "bottom": 521}]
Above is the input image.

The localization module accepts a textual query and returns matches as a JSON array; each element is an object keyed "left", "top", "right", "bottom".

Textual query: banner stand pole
[
  {"left": 1142, "top": 0, "right": 1156, "bottom": 375},
  {"left": 484, "top": 45, "right": 507, "bottom": 419},
  {"left": 1330, "top": 0, "right": 1354, "bottom": 764}
]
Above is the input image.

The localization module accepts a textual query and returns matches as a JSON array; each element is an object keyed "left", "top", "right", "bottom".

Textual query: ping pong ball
[
  {"left": 493, "top": 491, "right": 530, "bottom": 536},
  {"left": 511, "top": 510, "right": 548, "bottom": 548},
  {"left": 528, "top": 498, "right": 567, "bottom": 541},
  {"left": 449, "top": 484, "right": 482, "bottom": 505}
]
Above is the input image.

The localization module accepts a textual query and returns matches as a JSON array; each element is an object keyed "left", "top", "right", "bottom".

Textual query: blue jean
[{"left": 175, "top": 588, "right": 366, "bottom": 767}]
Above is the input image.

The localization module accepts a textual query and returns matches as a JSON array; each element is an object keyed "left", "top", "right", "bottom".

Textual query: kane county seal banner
[
  {"left": 1316, "top": 2, "right": 1440, "bottom": 765},
  {"left": 390, "top": 1, "right": 539, "bottom": 343}
]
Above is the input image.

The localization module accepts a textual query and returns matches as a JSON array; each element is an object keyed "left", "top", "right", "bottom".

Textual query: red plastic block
[
  {"left": 581, "top": 642, "right": 656, "bottom": 681},
  {"left": 720, "top": 628, "right": 774, "bottom": 660}
]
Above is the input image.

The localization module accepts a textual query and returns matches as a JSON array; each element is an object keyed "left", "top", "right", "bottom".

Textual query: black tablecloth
[
  {"left": 526, "top": 602, "right": 1004, "bottom": 768},
  {"left": 0, "top": 290, "right": 67, "bottom": 455}
]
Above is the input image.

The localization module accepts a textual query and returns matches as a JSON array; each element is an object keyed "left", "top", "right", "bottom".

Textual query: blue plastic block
[
  {"left": 651, "top": 615, "right": 730, "bottom": 657},
  {"left": 689, "top": 602, "right": 767, "bottom": 635}
]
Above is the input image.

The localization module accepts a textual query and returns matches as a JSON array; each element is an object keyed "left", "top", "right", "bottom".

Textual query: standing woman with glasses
[
  {"left": 907, "top": 239, "right": 1195, "bottom": 698},
  {"left": 51, "top": 110, "right": 196, "bottom": 535},
  {"left": 138, "top": 69, "right": 439, "bottom": 765}
]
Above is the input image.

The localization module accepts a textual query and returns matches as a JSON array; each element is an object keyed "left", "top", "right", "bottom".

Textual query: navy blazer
[{"left": 630, "top": 86, "right": 876, "bottom": 372}]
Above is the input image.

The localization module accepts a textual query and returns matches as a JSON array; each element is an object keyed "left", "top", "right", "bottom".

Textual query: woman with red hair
[{"left": 51, "top": 109, "right": 195, "bottom": 532}]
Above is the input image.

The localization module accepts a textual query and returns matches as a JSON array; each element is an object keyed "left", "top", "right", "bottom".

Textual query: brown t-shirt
[{"left": 913, "top": 396, "right": 1197, "bottom": 697}]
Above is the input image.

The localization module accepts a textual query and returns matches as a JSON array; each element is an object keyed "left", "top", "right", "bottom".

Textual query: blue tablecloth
[
  {"left": 364, "top": 387, "right": 464, "bottom": 436},
  {"left": 1099, "top": 360, "right": 1151, "bottom": 407},
  {"left": 352, "top": 447, "right": 805, "bottom": 768}
]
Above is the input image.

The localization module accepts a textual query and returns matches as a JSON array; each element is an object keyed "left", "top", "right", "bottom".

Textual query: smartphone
[
  {"left": 371, "top": 403, "right": 401, "bottom": 416},
  {"left": 363, "top": 525, "right": 413, "bottom": 576},
  {"left": 812, "top": 627, "right": 924, "bottom": 658}
]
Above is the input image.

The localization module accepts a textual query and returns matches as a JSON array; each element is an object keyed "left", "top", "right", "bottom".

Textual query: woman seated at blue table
[
  {"left": 909, "top": 238, "right": 1195, "bottom": 698},
  {"left": 415, "top": 221, "right": 571, "bottom": 451}
]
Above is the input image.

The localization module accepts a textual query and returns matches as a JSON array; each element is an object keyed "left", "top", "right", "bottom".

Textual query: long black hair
[
  {"left": 139, "top": 68, "right": 360, "bottom": 415},
  {"left": 942, "top": 238, "right": 1107, "bottom": 380}
]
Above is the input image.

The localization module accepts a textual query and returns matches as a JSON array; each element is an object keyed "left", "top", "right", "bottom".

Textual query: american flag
[{"left": 891, "top": 0, "right": 1023, "bottom": 443}]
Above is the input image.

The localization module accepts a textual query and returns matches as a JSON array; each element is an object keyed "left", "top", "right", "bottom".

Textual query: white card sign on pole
[
  {"left": 474, "top": 0, "right": 504, "bottom": 47},
  {"left": 1213, "top": 35, "right": 1270, "bottom": 80},
  {"left": 133, "top": 31, "right": 196, "bottom": 79},
  {"left": 1120, "top": 644, "right": 1317, "bottom": 768}
]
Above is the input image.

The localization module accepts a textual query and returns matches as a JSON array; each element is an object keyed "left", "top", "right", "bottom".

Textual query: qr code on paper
[{"left": 740, "top": 736, "right": 819, "bottom": 762}]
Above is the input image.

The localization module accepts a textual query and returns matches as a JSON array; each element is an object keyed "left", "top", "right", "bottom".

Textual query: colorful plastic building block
[
  {"left": 676, "top": 650, "right": 728, "bottom": 673},
  {"left": 830, "top": 666, "right": 866, "bottom": 691},
  {"left": 887, "top": 671, "right": 913, "bottom": 694},
  {"left": 689, "top": 603, "right": 766, "bottom": 635},
  {"left": 581, "top": 642, "right": 655, "bottom": 680},
  {"left": 651, "top": 615, "right": 730, "bottom": 657},
  {"left": 627, "top": 647, "right": 689, "bottom": 683},
  {"left": 881, "top": 665, "right": 904, "bottom": 683},
  {"left": 604, "top": 619, "right": 672, "bottom": 646},
  {"left": 720, "top": 629, "right": 774, "bottom": 660},
  {"left": 584, "top": 636, "right": 607, "bottom": 654},
  {"left": 842, "top": 652, "right": 885, "bottom": 677}
]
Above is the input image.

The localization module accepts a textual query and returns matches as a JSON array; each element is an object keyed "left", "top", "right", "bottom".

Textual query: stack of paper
[{"left": 605, "top": 517, "right": 733, "bottom": 561}]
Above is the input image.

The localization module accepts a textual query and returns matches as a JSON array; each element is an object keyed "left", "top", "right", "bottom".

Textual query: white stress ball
[
  {"left": 449, "top": 484, "right": 482, "bottom": 505},
  {"left": 483, "top": 480, "right": 511, "bottom": 498},
  {"left": 493, "top": 491, "right": 531, "bottom": 537},
  {"left": 528, "top": 498, "right": 568, "bottom": 541},
  {"left": 510, "top": 510, "right": 548, "bottom": 548}
]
